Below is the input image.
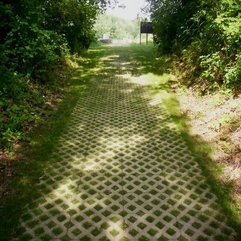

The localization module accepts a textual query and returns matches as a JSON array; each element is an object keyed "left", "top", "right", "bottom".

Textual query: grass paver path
[{"left": 17, "top": 45, "right": 236, "bottom": 240}]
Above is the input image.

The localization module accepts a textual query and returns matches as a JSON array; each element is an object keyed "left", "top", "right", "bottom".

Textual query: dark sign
[{"left": 140, "top": 22, "right": 153, "bottom": 34}]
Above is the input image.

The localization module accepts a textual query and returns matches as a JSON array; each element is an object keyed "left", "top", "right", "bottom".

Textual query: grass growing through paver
[
  {"left": 118, "top": 44, "right": 241, "bottom": 237},
  {"left": 1, "top": 43, "right": 241, "bottom": 240},
  {"left": 0, "top": 45, "right": 111, "bottom": 240},
  {"left": 157, "top": 69, "right": 241, "bottom": 236},
  {"left": 121, "top": 44, "right": 241, "bottom": 237}
]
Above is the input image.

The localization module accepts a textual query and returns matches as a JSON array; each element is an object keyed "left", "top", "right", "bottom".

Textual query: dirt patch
[{"left": 175, "top": 88, "right": 241, "bottom": 200}]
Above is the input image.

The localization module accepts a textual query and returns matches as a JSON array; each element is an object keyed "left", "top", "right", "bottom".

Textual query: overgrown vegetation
[
  {"left": 0, "top": 46, "right": 104, "bottom": 240},
  {"left": 2, "top": 43, "right": 240, "bottom": 240},
  {"left": 0, "top": 0, "right": 113, "bottom": 151},
  {"left": 147, "top": 0, "right": 241, "bottom": 90},
  {"left": 147, "top": 0, "right": 241, "bottom": 228}
]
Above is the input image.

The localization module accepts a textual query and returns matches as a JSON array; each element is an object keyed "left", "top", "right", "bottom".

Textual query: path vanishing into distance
[{"left": 16, "top": 45, "right": 237, "bottom": 241}]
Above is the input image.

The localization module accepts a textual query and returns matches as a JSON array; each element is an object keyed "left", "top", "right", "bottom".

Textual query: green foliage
[
  {"left": 225, "top": 54, "right": 241, "bottom": 86},
  {"left": 0, "top": 0, "right": 113, "bottom": 150},
  {"left": 95, "top": 14, "right": 139, "bottom": 40},
  {"left": 2, "top": 18, "right": 67, "bottom": 77},
  {"left": 44, "top": 0, "right": 99, "bottom": 53},
  {"left": 148, "top": 0, "right": 198, "bottom": 53},
  {"left": 0, "top": 67, "right": 43, "bottom": 149},
  {"left": 147, "top": 0, "right": 241, "bottom": 88}
]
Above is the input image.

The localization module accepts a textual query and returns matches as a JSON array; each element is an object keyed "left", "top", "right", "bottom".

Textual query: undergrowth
[
  {"left": 0, "top": 62, "right": 70, "bottom": 152},
  {"left": 0, "top": 45, "right": 107, "bottom": 240},
  {"left": 148, "top": 0, "right": 241, "bottom": 91}
]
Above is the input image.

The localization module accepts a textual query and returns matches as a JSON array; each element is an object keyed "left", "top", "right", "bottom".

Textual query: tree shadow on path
[{"left": 1, "top": 44, "right": 240, "bottom": 241}]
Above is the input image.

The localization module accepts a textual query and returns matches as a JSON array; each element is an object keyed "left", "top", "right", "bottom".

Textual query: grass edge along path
[
  {"left": 0, "top": 46, "right": 107, "bottom": 241},
  {"left": 159, "top": 76, "right": 241, "bottom": 239},
  {"left": 0, "top": 73, "right": 82, "bottom": 241},
  {"left": 0, "top": 44, "right": 241, "bottom": 240},
  {"left": 126, "top": 43, "right": 241, "bottom": 237}
]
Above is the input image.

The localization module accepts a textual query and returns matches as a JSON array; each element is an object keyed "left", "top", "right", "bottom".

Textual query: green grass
[
  {"left": 0, "top": 45, "right": 109, "bottom": 241},
  {"left": 1, "top": 43, "right": 241, "bottom": 240},
  {"left": 105, "top": 43, "right": 241, "bottom": 238},
  {"left": 153, "top": 58, "right": 241, "bottom": 238}
]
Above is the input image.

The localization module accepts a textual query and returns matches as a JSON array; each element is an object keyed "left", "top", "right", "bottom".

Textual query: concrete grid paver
[{"left": 18, "top": 49, "right": 236, "bottom": 241}]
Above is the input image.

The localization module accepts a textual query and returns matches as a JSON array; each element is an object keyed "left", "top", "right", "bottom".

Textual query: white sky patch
[{"left": 107, "top": 0, "right": 149, "bottom": 20}]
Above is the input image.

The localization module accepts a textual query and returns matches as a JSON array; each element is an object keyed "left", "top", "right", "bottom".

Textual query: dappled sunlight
[
  {"left": 50, "top": 179, "right": 78, "bottom": 201},
  {"left": 100, "top": 132, "right": 146, "bottom": 147},
  {"left": 72, "top": 160, "right": 100, "bottom": 172},
  {"left": 122, "top": 88, "right": 134, "bottom": 93},
  {"left": 129, "top": 74, "right": 150, "bottom": 85},
  {"left": 116, "top": 73, "right": 132, "bottom": 79},
  {"left": 67, "top": 125, "right": 148, "bottom": 173},
  {"left": 105, "top": 217, "right": 127, "bottom": 240},
  {"left": 148, "top": 93, "right": 163, "bottom": 106},
  {"left": 120, "top": 61, "right": 132, "bottom": 66},
  {"left": 101, "top": 54, "right": 120, "bottom": 61},
  {"left": 127, "top": 73, "right": 173, "bottom": 88},
  {"left": 88, "top": 48, "right": 106, "bottom": 53},
  {"left": 148, "top": 91, "right": 173, "bottom": 107},
  {"left": 70, "top": 150, "right": 116, "bottom": 172},
  {"left": 17, "top": 44, "right": 237, "bottom": 240},
  {"left": 81, "top": 161, "right": 100, "bottom": 172}
]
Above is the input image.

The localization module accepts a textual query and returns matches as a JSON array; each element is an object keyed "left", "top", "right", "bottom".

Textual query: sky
[{"left": 106, "top": 0, "right": 149, "bottom": 21}]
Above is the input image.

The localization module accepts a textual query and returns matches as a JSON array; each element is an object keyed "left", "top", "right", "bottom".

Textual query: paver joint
[{"left": 18, "top": 48, "right": 236, "bottom": 241}]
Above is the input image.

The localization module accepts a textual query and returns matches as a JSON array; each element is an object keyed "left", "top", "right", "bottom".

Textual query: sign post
[{"left": 140, "top": 22, "right": 153, "bottom": 45}]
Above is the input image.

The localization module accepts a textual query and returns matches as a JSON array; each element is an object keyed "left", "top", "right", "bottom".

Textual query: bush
[
  {"left": 0, "top": 0, "right": 111, "bottom": 150},
  {"left": 2, "top": 18, "right": 68, "bottom": 78},
  {"left": 147, "top": 0, "right": 241, "bottom": 89},
  {"left": 0, "top": 67, "right": 42, "bottom": 149}
]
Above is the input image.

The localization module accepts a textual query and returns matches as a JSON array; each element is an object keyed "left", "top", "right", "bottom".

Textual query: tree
[
  {"left": 147, "top": 0, "right": 241, "bottom": 87},
  {"left": 95, "top": 14, "right": 139, "bottom": 40},
  {"left": 0, "top": 0, "right": 117, "bottom": 149}
]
